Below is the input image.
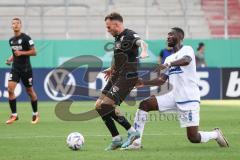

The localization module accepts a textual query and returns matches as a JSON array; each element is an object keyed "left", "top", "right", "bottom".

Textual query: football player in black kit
[
  {"left": 5, "top": 18, "right": 39, "bottom": 124},
  {"left": 95, "top": 12, "right": 148, "bottom": 150}
]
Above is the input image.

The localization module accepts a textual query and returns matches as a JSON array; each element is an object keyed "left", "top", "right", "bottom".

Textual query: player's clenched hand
[
  {"left": 14, "top": 50, "right": 23, "bottom": 56},
  {"left": 135, "top": 78, "right": 144, "bottom": 88},
  {"left": 102, "top": 68, "right": 112, "bottom": 81},
  {"left": 5, "top": 55, "right": 13, "bottom": 65},
  {"left": 5, "top": 60, "right": 12, "bottom": 65},
  {"left": 139, "top": 50, "right": 148, "bottom": 59}
]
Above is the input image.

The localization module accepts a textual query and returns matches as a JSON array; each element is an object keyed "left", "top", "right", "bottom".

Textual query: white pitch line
[
  {"left": 201, "top": 100, "right": 240, "bottom": 106},
  {"left": 0, "top": 132, "right": 238, "bottom": 139}
]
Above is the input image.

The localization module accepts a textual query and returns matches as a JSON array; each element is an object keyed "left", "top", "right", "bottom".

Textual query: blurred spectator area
[
  {"left": 202, "top": 0, "right": 240, "bottom": 38},
  {"left": 0, "top": 0, "right": 239, "bottom": 40}
]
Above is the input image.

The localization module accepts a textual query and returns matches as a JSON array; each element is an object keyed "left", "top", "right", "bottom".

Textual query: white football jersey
[{"left": 164, "top": 45, "right": 200, "bottom": 104}]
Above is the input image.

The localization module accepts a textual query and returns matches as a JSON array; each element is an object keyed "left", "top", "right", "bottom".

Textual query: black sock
[
  {"left": 31, "top": 100, "right": 38, "bottom": 113},
  {"left": 96, "top": 105, "right": 119, "bottom": 137},
  {"left": 9, "top": 99, "right": 17, "bottom": 114},
  {"left": 111, "top": 109, "right": 131, "bottom": 131}
]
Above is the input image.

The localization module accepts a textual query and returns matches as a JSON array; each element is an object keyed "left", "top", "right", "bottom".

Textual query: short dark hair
[
  {"left": 12, "top": 17, "right": 22, "bottom": 24},
  {"left": 172, "top": 27, "right": 184, "bottom": 40},
  {"left": 105, "top": 12, "right": 123, "bottom": 22},
  {"left": 197, "top": 42, "right": 205, "bottom": 51}
]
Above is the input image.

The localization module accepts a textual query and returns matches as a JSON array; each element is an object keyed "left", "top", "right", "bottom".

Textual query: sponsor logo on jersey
[
  {"left": 168, "top": 66, "right": 183, "bottom": 75},
  {"left": 18, "top": 39, "right": 22, "bottom": 44},
  {"left": 11, "top": 45, "right": 23, "bottom": 51}
]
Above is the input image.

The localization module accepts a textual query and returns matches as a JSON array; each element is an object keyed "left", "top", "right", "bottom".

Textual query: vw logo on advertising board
[{"left": 44, "top": 69, "right": 76, "bottom": 101}]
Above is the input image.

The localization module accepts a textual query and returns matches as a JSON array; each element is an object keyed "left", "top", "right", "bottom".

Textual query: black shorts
[
  {"left": 102, "top": 72, "right": 138, "bottom": 105},
  {"left": 8, "top": 68, "right": 33, "bottom": 88}
]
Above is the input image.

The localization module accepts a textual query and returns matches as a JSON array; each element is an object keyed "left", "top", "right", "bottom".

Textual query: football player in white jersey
[{"left": 121, "top": 27, "right": 229, "bottom": 150}]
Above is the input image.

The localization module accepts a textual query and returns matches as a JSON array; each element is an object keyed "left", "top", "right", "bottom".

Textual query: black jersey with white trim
[
  {"left": 113, "top": 29, "right": 141, "bottom": 75},
  {"left": 9, "top": 33, "right": 34, "bottom": 69}
]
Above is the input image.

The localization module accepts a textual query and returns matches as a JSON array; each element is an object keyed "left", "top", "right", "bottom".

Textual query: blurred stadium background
[
  {"left": 0, "top": 1, "right": 240, "bottom": 160},
  {"left": 0, "top": 0, "right": 240, "bottom": 39}
]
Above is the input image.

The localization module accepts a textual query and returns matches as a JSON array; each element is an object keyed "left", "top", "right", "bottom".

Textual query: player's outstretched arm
[
  {"left": 155, "top": 55, "right": 192, "bottom": 72},
  {"left": 136, "top": 39, "right": 148, "bottom": 59},
  {"left": 14, "top": 47, "right": 36, "bottom": 57},
  {"left": 135, "top": 74, "right": 168, "bottom": 87},
  {"left": 169, "top": 55, "right": 192, "bottom": 67}
]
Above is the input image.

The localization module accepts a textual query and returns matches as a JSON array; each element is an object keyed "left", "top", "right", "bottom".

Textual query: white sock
[
  {"left": 133, "top": 137, "right": 142, "bottom": 145},
  {"left": 32, "top": 112, "right": 38, "bottom": 116},
  {"left": 133, "top": 109, "right": 148, "bottom": 144},
  {"left": 12, "top": 113, "right": 17, "bottom": 116},
  {"left": 199, "top": 131, "right": 218, "bottom": 143},
  {"left": 127, "top": 127, "right": 136, "bottom": 134},
  {"left": 112, "top": 135, "right": 121, "bottom": 141}
]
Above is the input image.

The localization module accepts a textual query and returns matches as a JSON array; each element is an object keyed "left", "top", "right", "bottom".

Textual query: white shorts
[{"left": 155, "top": 92, "right": 200, "bottom": 128}]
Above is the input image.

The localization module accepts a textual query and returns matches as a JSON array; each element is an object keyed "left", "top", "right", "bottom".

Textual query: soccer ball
[{"left": 66, "top": 132, "right": 84, "bottom": 150}]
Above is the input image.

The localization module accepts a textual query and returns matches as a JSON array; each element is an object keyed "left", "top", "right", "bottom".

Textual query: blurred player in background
[
  {"left": 158, "top": 44, "right": 173, "bottom": 64},
  {"left": 5, "top": 18, "right": 39, "bottom": 124},
  {"left": 195, "top": 42, "right": 207, "bottom": 67},
  {"left": 122, "top": 27, "right": 229, "bottom": 149},
  {"left": 95, "top": 12, "right": 148, "bottom": 150}
]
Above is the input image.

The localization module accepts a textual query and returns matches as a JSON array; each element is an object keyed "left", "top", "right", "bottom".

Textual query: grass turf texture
[{"left": 0, "top": 101, "right": 239, "bottom": 160}]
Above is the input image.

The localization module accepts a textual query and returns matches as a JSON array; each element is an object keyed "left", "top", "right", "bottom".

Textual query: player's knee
[
  {"left": 96, "top": 103, "right": 114, "bottom": 118},
  {"left": 114, "top": 107, "right": 122, "bottom": 116},
  {"left": 139, "top": 100, "right": 150, "bottom": 112},
  {"left": 187, "top": 133, "right": 200, "bottom": 143},
  {"left": 95, "top": 99, "right": 102, "bottom": 109},
  {"left": 95, "top": 104, "right": 100, "bottom": 109},
  {"left": 7, "top": 87, "right": 14, "bottom": 95},
  {"left": 26, "top": 88, "right": 37, "bottom": 99},
  {"left": 31, "top": 94, "right": 37, "bottom": 101}
]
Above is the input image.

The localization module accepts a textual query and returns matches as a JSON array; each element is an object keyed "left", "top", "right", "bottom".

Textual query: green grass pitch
[{"left": 0, "top": 101, "right": 239, "bottom": 160}]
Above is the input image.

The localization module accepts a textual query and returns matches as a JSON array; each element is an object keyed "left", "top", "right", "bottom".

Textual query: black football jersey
[
  {"left": 113, "top": 29, "right": 141, "bottom": 75},
  {"left": 9, "top": 33, "right": 34, "bottom": 69}
]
